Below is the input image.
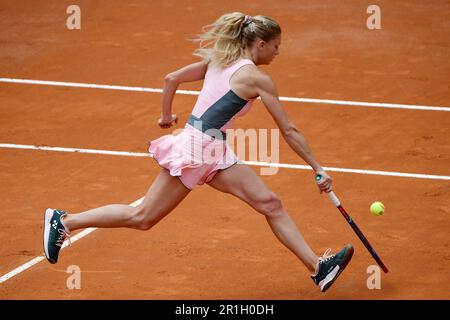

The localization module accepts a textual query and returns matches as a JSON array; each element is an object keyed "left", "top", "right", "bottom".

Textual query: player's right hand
[
  {"left": 158, "top": 114, "right": 178, "bottom": 129},
  {"left": 315, "top": 170, "right": 333, "bottom": 194}
]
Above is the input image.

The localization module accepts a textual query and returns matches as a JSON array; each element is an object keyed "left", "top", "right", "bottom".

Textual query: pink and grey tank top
[{"left": 187, "top": 58, "right": 255, "bottom": 139}]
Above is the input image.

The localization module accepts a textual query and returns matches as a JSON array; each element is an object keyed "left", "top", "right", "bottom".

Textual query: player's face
[{"left": 258, "top": 35, "right": 281, "bottom": 65}]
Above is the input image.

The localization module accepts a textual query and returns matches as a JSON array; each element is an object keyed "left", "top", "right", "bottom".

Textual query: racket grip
[
  {"left": 315, "top": 174, "right": 341, "bottom": 207},
  {"left": 327, "top": 191, "right": 341, "bottom": 207}
]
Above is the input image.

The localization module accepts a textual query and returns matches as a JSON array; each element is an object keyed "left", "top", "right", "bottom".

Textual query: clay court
[{"left": 0, "top": 0, "right": 449, "bottom": 300}]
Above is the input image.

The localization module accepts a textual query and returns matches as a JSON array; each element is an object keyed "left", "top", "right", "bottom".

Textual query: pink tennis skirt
[{"left": 148, "top": 124, "right": 238, "bottom": 189}]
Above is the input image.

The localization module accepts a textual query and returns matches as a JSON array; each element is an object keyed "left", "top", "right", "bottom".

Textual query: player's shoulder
[
  {"left": 252, "top": 68, "right": 276, "bottom": 91},
  {"left": 241, "top": 63, "right": 269, "bottom": 77},
  {"left": 237, "top": 64, "right": 274, "bottom": 86}
]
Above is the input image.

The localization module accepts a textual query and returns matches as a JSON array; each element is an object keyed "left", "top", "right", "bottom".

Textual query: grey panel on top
[{"left": 195, "top": 90, "right": 248, "bottom": 131}]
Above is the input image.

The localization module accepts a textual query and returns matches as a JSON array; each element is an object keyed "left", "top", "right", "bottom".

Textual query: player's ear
[{"left": 256, "top": 39, "right": 266, "bottom": 49}]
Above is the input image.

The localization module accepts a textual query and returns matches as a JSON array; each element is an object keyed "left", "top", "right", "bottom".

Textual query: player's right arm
[
  {"left": 159, "top": 61, "right": 208, "bottom": 128},
  {"left": 254, "top": 71, "right": 332, "bottom": 193}
]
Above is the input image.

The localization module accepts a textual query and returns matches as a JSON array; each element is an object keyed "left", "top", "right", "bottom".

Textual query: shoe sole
[
  {"left": 321, "top": 244, "right": 354, "bottom": 292},
  {"left": 43, "top": 208, "right": 57, "bottom": 264}
]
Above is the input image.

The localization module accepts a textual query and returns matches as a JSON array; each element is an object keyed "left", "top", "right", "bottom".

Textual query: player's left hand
[
  {"left": 315, "top": 170, "right": 333, "bottom": 193},
  {"left": 158, "top": 114, "right": 178, "bottom": 129}
]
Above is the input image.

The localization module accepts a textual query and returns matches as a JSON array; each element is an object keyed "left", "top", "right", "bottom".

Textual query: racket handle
[
  {"left": 315, "top": 174, "right": 341, "bottom": 207},
  {"left": 327, "top": 191, "right": 341, "bottom": 207}
]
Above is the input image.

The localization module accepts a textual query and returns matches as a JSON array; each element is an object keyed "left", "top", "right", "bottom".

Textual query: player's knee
[
  {"left": 137, "top": 218, "right": 155, "bottom": 231},
  {"left": 255, "top": 192, "right": 284, "bottom": 218},
  {"left": 130, "top": 206, "right": 157, "bottom": 231}
]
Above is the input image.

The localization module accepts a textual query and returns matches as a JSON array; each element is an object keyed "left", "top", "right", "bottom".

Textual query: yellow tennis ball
[{"left": 370, "top": 202, "right": 385, "bottom": 216}]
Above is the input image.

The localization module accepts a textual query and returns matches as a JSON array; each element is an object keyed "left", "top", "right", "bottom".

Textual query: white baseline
[
  {"left": 1, "top": 78, "right": 449, "bottom": 112},
  {"left": 1, "top": 143, "right": 449, "bottom": 181}
]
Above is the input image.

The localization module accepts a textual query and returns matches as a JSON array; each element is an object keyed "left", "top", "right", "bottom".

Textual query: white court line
[
  {"left": 0, "top": 142, "right": 449, "bottom": 284},
  {"left": 1, "top": 77, "right": 450, "bottom": 112},
  {"left": 0, "top": 198, "right": 143, "bottom": 284},
  {"left": 1, "top": 143, "right": 449, "bottom": 180}
]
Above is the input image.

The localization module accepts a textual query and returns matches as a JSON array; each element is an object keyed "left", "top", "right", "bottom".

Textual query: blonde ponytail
[{"left": 192, "top": 12, "right": 281, "bottom": 67}]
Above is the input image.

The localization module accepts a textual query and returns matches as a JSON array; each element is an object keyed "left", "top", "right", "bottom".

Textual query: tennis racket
[{"left": 316, "top": 174, "right": 389, "bottom": 273}]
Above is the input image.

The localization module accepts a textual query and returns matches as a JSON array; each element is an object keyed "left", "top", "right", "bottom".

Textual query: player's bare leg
[
  {"left": 208, "top": 164, "right": 354, "bottom": 292},
  {"left": 43, "top": 169, "right": 190, "bottom": 263},
  {"left": 208, "top": 164, "right": 319, "bottom": 273},
  {"left": 62, "top": 169, "right": 190, "bottom": 231}
]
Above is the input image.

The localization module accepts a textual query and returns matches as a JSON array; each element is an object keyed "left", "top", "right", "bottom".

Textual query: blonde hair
[{"left": 193, "top": 12, "right": 281, "bottom": 67}]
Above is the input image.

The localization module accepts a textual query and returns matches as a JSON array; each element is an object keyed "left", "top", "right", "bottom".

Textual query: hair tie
[{"left": 241, "top": 15, "right": 253, "bottom": 28}]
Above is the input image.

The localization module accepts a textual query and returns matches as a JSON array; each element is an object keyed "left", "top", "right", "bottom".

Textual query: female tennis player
[{"left": 43, "top": 12, "right": 353, "bottom": 292}]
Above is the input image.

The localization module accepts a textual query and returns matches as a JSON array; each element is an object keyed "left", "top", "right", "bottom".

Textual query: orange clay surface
[{"left": 0, "top": 0, "right": 449, "bottom": 299}]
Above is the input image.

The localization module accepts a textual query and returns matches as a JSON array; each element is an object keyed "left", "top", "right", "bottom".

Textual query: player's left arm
[
  {"left": 256, "top": 73, "right": 332, "bottom": 192},
  {"left": 159, "top": 61, "right": 208, "bottom": 128}
]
